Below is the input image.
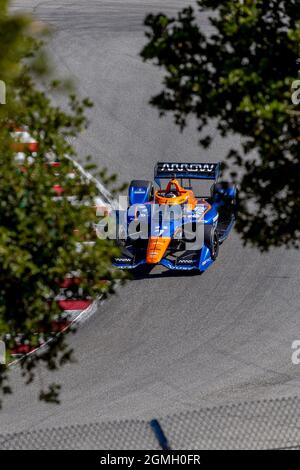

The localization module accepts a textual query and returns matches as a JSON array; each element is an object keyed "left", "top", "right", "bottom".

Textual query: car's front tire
[
  {"left": 211, "top": 230, "right": 219, "bottom": 260},
  {"left": 205, "top": 226, "right": 219, "bottom": 260}
]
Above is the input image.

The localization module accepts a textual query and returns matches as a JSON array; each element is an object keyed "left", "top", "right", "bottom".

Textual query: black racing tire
[
  {"left": 204, "top": 226, "right": 219, "bottom": 260},
  {"left": 211, "top": 230, "right": 219, "bottom": 260}
]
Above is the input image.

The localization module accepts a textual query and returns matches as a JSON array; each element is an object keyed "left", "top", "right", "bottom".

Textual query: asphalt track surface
[{"left": 2, "top": 0, "right": 300, "bottom": 434}]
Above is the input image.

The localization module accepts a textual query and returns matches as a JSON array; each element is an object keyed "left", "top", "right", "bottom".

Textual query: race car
[{"left": 113, "top": 162, "right": 237, "bottom": 272}]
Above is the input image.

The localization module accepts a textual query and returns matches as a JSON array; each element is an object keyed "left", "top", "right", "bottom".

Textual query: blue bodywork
[{"left": 128, "top": 185, "right": 151, "bottom": 205}]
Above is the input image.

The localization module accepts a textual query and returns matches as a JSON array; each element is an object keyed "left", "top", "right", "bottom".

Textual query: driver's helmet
[{"left": 164, "top": 191, "right": 177, "bottom": 199}]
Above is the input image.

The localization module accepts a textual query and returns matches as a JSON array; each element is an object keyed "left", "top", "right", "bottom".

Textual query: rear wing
[{"left": 154, "top": 162, "right": 220, "bottom": 184}]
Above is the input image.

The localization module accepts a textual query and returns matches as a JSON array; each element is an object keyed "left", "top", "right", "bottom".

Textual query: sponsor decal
[{"left": 158, "top": 162, "right": 216, "bottom": 174}]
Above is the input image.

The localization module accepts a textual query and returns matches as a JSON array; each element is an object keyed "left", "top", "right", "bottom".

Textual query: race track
[{"left": 2, "top": 0, "right": 300, "bottom": 434}]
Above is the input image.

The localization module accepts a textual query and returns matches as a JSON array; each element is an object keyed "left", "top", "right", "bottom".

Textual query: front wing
[{"left": 113, "top": 244, "right": 214, "bottom": 272}]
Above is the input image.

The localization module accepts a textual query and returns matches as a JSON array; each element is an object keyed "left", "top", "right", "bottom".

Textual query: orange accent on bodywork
[{"left": 146, "top": 237, "right": 171, "bottom": 264}]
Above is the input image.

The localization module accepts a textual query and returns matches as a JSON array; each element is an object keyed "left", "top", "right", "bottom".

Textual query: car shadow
[{"left": 131, "top": 265, "right": 202, "bottom": 280}]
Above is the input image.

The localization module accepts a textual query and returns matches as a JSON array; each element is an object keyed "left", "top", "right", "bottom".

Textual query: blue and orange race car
[{"left": 113, "top": 162, "right": 237, "bottom": 272}]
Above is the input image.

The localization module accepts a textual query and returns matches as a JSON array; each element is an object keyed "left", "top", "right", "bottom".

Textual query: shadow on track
[{"left": 131, "top": 265, "right": 202, "bottom": 280}]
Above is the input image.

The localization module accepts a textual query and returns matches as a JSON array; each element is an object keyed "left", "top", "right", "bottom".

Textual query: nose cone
[{"left": 146, "top": 237, "right": 171, "bottom": 264}]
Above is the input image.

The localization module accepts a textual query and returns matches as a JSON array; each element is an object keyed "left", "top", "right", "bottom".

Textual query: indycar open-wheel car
[{"left": 113, "top": 162, "right": 237, "bottom": 273}]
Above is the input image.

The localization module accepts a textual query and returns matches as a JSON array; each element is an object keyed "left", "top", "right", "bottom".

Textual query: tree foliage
[
  {"left": 141, "top": 0, "right": 300, "bottom": 250},
  {"left": 0, "top": 0, "right": 126, "bottom": 405}
]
